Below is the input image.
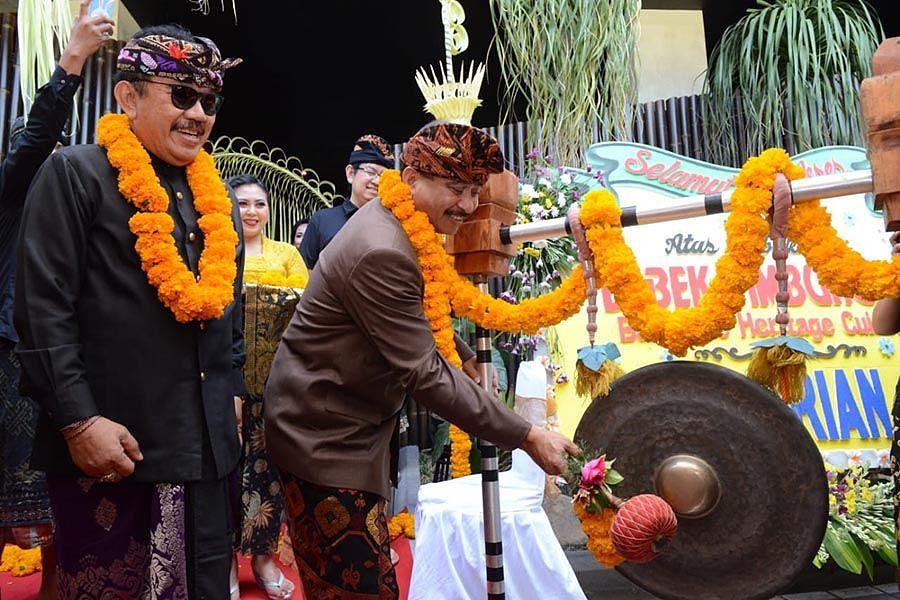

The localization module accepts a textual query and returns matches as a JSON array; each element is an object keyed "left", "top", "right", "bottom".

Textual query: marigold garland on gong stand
[{"left": 378, "top": 148, "right": 900, "bottom": 477}]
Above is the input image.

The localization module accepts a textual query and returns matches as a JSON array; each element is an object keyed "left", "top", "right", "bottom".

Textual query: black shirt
[
  {"left": 14, "top": 144, "right": 245, "bottom": 482},
  {"left": 299, "top": 198, "right": 358, "bottom": 269},
  {"left": 0, "top": 66, "right": 82, "bottom": 345}
]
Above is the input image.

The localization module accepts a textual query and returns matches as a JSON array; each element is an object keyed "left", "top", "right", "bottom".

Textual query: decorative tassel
[
  {"left": 575, "top": 342, "right": 624, "bottom": 400},
  {"left": 746, "top": 173, "right": 813, "bottom": 405},
  {"left": 747, "top": 336, "right": 813, "bottom": 404},
  {"left": 576, "top": 356, "right": 625, "bottom": 399},
  {"left": 568, "top": 205, "right": 626, "bottom": 401}
]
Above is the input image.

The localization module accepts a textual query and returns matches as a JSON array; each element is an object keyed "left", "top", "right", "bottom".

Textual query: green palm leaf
[
  {"left": 18, "top": 0, "right": 74, "bottom": 113},
  {"left": 211, "top": 137, "right": 336, "bottom": 243},
  {"left": 704, "top": 0, "right": 883, "bottom": 166}
]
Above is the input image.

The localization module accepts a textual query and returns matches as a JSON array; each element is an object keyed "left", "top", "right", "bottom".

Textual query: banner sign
[{"left": 553, "top": 143, "right": 894, "bottom": 469}]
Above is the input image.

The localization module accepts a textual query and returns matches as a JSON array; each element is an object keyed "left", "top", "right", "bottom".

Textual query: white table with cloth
[{"left": 409, "top": 361, "right": 587, "bottom": 600}]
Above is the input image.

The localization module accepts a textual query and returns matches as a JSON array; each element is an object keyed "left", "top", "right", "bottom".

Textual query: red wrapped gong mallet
[{"left": 608, "top": 494, "right": 678, "bottom": 563}]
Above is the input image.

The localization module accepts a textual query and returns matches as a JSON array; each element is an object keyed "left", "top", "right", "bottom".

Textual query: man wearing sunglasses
[
  {"left": 299, "top": 134, "right": 394, "bottom": 269},
  {"left": 15, "top": 24, "right": 244, "bottom": 599}
]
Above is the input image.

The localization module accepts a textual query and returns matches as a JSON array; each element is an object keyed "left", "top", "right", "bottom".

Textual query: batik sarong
[
  {"left": 0, "top": 339, "right": 51, "bottom": 542},
  {"left": 282, "top": 472, "right": 398, "bottom": 599},
  {"left": 238, "top": 391, "right": 284, "bottom": 555},
  {"left": 238, "top": 284, "right": 300, "bottom": 556},
  {"left": 48, "top": 477, "right": 190, "bottom": 600}
]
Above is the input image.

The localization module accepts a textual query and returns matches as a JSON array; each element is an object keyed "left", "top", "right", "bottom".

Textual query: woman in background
[{"left": 229, "top": 174, "right": 305, "bottom": 599}]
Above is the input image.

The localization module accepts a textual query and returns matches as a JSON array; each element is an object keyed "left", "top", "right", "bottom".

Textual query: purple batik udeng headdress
[{"left": 116, "top": 34, "right": 241, "bottom": 91}]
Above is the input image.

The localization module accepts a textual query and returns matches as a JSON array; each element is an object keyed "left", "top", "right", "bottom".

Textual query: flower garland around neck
[
  {"left": 97, "top": 114, "right": 238, "bottom": 323},
  {"left": 379, "top": 170, "right": 587, "bottom": 477}
]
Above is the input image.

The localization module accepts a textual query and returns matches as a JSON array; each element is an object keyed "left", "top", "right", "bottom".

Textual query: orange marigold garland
[
  {"left": 788, "top": 200, "right": 900, "bottom": 301},
  {"left": 449, "top": 266, "right": 587, "bottom": 334},
  {"left": 388, "top": 512, "right": 416, "bottom": 540},
  {"left": 379, "top": 170, "right": 591, "bottom": 476},
  {"left": 578, "top": 149, "right": 805, "bottom": 356},
  {"left": 379, "top": 171, "right": 471, "bottom": 477},
  {"left": 573, "top": 501, "right": 625, "bottom": 568},
  {"left": 0, "top": 545, "right": 41, "bottom": 577},
  {"left": 97, "top": 113, "right": 238, "bottom": 323}
]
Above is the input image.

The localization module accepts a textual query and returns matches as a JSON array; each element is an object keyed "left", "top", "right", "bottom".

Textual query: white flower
[
  {"left": 520, "top": 184, "right": 539, "bottom": 199},
  {"left": 538, "top": 177, "right": 552, "bottom": 187},
  {"left": 532, "top": 240, "right": 548, "bottom": 250},
  {"left": 550, "top": 207, "right": 559, "bottom": 218},
  {"left": 529, "top": 204, "right": 542, "bottom": 217},
  {"left": 557, "top": 192, "right": 567, "bottom": 207},
  {"left": 560, "top": 173, "right": 572, "bottom": 185}
]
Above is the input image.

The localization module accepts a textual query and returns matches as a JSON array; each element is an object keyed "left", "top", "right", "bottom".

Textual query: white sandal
[{"left": 254, "top": 569, "right": 294, "bottom": 600}]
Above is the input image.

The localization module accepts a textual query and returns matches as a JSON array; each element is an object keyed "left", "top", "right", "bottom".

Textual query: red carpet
[{"left": 1, "top": 537, "right": 412, "bottom": 600}]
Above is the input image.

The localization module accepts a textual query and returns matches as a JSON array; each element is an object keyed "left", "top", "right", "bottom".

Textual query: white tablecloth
[{"left": 409, "top": 450, "right": 587, "bottom": 600}]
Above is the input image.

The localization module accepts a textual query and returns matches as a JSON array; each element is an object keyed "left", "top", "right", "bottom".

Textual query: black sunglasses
[{"left": 143, "top": 80, "right": 224, "bottom": 116}]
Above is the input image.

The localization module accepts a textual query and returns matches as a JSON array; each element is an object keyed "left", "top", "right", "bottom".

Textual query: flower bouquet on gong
[{"left": 568, "top": 449, "right": 678, "bottom": 567}]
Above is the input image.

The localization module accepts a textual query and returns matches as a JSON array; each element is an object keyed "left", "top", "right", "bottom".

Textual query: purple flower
[
  {"left": 586, "top": 166, "right": 592, "bottom": 173},
  {"left": 503, "top": 342, "right": 515, "bottom": 351},
  {"left": 838, "top": 505, "right": 848, "bottom": 515},
  {"left": 573, "top": 191, "right": 580, "bottom": 200},
  {"left": 556, "top": 373, "right": 569, "bottom": 384},
  {"left": 544, "top": 154, "right": 552, "bottom": 162},
  {"left": 499, "top": 291, "right": 519, "bottom": 304},
  {"left": 525, "top": 147, "right": 540, "bottom": 160}
]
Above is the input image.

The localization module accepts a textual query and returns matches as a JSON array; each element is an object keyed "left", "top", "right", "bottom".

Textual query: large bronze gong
[{"left": 574, "top": 361, "right": 827, "bottom": 600}]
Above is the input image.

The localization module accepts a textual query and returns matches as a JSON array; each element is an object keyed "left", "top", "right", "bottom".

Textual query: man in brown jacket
[{"left": 265, "top": 122, "right": 577, "bottom": 599}]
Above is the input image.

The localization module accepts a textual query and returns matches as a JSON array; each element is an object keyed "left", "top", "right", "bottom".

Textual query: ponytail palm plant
[
  {"left": 704, "top": 0, "right": 883, "bottom": 166},
  {"left": 17, "top": 0, "right": 74, "bottom": 112},
  {"left": 490, "top": 0, "right": 640, "bottom": 167}
]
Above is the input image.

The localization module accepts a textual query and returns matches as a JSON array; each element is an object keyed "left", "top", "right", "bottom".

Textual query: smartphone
[{"left": 89, "top": 0, "right": 116, "bottom": 20}]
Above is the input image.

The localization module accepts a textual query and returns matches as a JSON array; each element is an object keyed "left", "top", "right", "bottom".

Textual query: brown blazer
[{"left": 265, "top": 199, "right": 532, "bottom": 498}]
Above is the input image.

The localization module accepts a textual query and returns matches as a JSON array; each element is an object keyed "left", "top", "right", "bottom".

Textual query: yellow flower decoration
[
  {"left": 249, "top": 271, "right": 308, "bottom": 289},
  {"left": 573, "top": 500, "right": 624, "bottom": 568},
  {"left": 0, "top": 545, "right": 41, "bottom": 577},
  {"left": 388, "top": 512, "right": 416, "bottom": 540}
]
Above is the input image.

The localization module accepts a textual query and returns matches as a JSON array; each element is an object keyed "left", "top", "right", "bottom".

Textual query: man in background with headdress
[
  {"left": 300, "top": 134, "right": 395, "bottom": 269},
  {"left": 266, "top": 121, "right": 577, "bottom": 598},
  {"left": 15, "top": 24, "right": 244, "bottom": 598}
]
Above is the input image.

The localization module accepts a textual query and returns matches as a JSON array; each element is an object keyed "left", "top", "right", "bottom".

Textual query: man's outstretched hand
[{"left": 520, "top": 426, "right": 579, "bottom": 475}]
